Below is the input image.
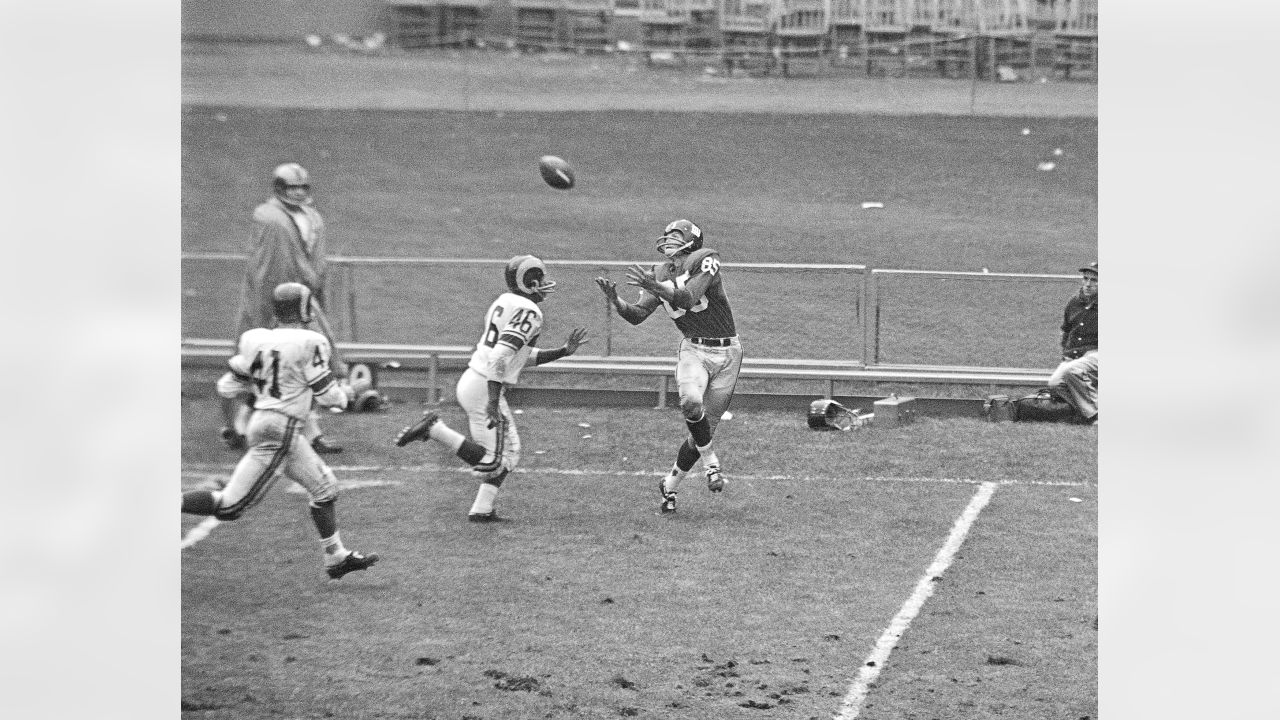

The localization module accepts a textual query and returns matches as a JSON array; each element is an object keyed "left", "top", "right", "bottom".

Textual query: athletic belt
[{"left": 688, "top": 336, "right": 735, "bottom": 348}]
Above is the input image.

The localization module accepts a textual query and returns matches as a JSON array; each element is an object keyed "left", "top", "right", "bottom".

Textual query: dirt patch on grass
[{"left": 183, "top": 41, "right": 1096, "bottom": 117}]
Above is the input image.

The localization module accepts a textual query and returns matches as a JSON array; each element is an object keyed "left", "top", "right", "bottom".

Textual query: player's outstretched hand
[
  {"left": 624, "top": 264, "right": 658, "bottom": 292},
  {"left": 485, "top": 400, "right": 502, "bottom": 430},
  {"left": 564, "top": 327, "right": 589, "bottom": 356},
  {"left": 594, "top": 277, "right": 618, "bottom": 303}
]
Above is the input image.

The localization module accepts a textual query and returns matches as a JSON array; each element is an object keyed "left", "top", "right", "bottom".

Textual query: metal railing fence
[{"left": 182, "top": 253, "right": 1079, "bottom": 368}]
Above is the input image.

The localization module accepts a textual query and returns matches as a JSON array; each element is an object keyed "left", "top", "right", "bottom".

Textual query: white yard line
[
  {"left": 181, "top": 464, "right": 1090, "bottom": 488},
  {"left": 833, "top": 480, "right": 1000, "bottom": 720},
  {"left": 180, "top": 516, "right": 222, "bottom": 549},
  {"left": 179, "top": 479, "right": 403, "bottom": 550}
]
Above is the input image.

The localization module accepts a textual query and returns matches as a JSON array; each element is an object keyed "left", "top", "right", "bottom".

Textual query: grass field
[{"left": 181, "top": 394, "right": 1096, "bottom": 720}]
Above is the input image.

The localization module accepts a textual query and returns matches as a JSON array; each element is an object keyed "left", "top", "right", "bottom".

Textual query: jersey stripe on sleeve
[{"left": 309, "top": 371, "right": 335, "bottom": 394}]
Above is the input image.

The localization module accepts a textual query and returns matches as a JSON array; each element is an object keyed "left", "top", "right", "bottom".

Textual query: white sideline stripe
[
  {"left": 833, "top": 480, "right": 999, "bottom": 720},
  {"left": 180, "top": 516, "right": 222, "bottom": 550},
  {"left": 179, "top": 480, "right": 403, "bottom": 549},
  {"left": 182, "top": 464, "right": 1090, "bottom": 488},
  {"left": 180, "top": 477, "right": 404, "bottom": 493},
  {"left": 283, "top": 479, "right": 403, "bottom": 494}
]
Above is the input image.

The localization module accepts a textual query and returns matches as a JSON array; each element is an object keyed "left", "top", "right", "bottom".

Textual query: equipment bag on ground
[{"left": 985, "top": 388, "right": 1083, "bottom": 423}]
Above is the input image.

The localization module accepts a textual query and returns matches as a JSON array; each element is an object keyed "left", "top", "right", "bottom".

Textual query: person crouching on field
[
  {"left": 1049, "top": 261, "right": 1098, "bottom": 424},
  {"left": 393, "top": 255, "right": 588, "bottom": 522}
]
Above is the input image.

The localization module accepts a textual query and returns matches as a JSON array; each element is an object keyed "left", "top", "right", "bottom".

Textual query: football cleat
[
  {"left": 326, "top": 550, "right": 379, "bottom": 580},
  {"left": 705, "top": 464, "right": 725, "bottom": 493},
  {"left": 658, "top": 479, "right": 678, "bottom": 514},
  {"left": 467, "top": 510, "right": 502, "bottom": 523},
  {"left": 311, "top": 436, "right": 344, "bottom": 454},
  {"left": 394, "top": 412, "right": 439, "bottom": 446}
]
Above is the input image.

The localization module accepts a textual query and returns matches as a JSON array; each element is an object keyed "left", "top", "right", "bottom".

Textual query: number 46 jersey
[
  {"left": 467, "top": 292, "right": 543, "bottom": 384},
  {"left": 217, "top": 326, "right": 343, "bottom": 421}
]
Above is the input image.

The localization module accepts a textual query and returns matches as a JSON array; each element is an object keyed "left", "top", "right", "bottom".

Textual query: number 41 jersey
[
  {"left": 222, "top": 326, "right": 339, "bottom": 421},
  {"left": 467, "top": 292, "right": 543, "bottom": 384}
]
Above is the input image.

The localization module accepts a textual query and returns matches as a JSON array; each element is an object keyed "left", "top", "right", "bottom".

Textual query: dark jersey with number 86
[{"left": 647, "top": 248, "right": 737, "bottom": 338}]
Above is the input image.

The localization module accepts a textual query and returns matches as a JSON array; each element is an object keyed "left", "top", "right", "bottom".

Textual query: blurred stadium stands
[
  {"left": 377, "top": 0, "right": 1096, "bottom": 79},
  {"left": 184, "top": 0, "right": 1093, "bottom": 80}
]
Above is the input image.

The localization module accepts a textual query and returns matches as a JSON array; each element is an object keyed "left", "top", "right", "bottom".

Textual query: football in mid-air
[{"left": 538, "top": 155, "right": 575, "bottom": 190}]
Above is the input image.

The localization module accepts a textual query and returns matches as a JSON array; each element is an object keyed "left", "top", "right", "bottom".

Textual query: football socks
[
  {"left": 181, "top": 490, "right": 219, "bottom": 516},
  {"left": 675, "top": 438, "right": 700, "bottom": 472},
  {"left": 469, "top": 483, "right": 500, "bottom": 516},
  {"left": 685, "top": 413, "right": 713, "bottom": 448},
  {"left": 427, "top": 419, "right": 466, "bottom": 450},
  {"left": 319, "top": 532, "right": 349, "bottom": 564},
  {"left": 662, "top": 466, "right": 684, "bottom": 494},
  {"left": 309, "top": 499, "right": 338, "bottom": 539}
]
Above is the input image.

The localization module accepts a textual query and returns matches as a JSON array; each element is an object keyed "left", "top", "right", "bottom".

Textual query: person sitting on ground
[{"left": 1048, "top": 261, "right": 1098, "bottom": 424}]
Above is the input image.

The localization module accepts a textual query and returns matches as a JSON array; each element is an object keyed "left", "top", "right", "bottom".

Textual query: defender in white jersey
[
  {"left": 182, "top": 283, "right": 379, "bottom": 580},
  {"left": 394, "top": 255, "right": 588, "bottom": 521}
]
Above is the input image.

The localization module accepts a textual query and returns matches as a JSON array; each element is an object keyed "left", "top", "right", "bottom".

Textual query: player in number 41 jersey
[
  {"left": 393, "top": 255, "right": 589, "bottom": 521},
  {"left": 181, "top": 282, "right": 379, "bottom": 580},
  {"left": 595, "top": 219, "right": 742, "bottom": 515}
]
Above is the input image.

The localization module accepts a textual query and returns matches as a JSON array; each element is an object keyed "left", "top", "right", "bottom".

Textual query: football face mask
[{"left": 655, "top": 219, "right": 703, "bottom": 258}]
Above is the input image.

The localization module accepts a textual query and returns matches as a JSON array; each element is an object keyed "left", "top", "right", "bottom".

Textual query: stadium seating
[
  {"left": 387, "top": 0, "right": 491, "bottom": 48},
  {"left": 718, "top": 0, "right": 775, "bottom": 74},
  {"left": 378, "top": 0, "right": 1098, "bottom": 81},
  {"left": 772, "top": 0, "right": 829, "bottom": 76}
]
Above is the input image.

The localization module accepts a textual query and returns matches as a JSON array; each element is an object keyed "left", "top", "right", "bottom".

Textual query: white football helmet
[{"left": 272, "top": 282, "right": 313, "bottom": 324}]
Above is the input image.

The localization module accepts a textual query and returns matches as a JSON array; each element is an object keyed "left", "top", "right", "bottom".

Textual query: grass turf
[{"left": 182, "top": 397, "right": 1095, "bottom": 720}]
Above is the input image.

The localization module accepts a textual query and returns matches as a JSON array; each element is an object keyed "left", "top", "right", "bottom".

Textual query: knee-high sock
[
  {"left": 427, "top": 419, "right": 489, "bottom": 466},
  {"left": 309, "top": 500, "right": 349, "bottom": 561},
  {"left": 685, "top": 413, "right": 713, "bottom": 448},
  {"left": 309, "top": 499, "right": 339, "bottom": 539},
  {"left": 182, "top": 490, "right": 219, "bottom": 515},
  {"left": 469, "top": 482, "right": 500, "bottom": 515},
  {"left": 663, "top": 439, "right": 701, "bottom": 493}
]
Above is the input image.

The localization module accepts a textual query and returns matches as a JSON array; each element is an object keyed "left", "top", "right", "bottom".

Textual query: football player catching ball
[{"left": 595, "top": 219, "right": 742, "bottom": 514}]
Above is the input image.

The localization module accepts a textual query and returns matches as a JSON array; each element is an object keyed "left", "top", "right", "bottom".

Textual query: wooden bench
[
  {"left": 182, "top": 338, "right": 475, "bottom": 403},
  {"left": 532, "top": 356, "right": 1050, "bottom": 406}
]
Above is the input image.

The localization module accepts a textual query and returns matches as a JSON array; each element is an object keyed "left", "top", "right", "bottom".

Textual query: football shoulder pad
[{"left": 685, "top": 247, "right": 721, "bottom": 277}]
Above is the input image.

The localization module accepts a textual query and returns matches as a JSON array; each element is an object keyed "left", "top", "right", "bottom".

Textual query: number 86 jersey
[
  {"left": 652, "top": 247, "right": 737, "bottom": 339},
  {"left": 217, "top": 326, "right": 344, "bottom": 421}
]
